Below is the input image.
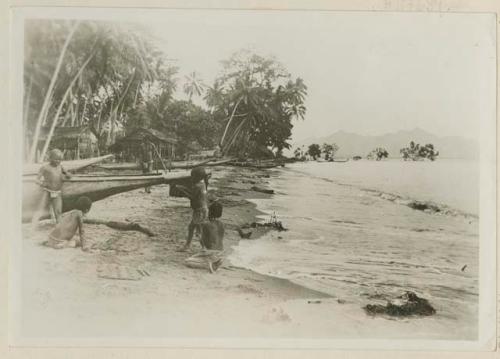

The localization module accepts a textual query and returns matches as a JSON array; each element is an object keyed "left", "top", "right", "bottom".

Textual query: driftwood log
[{"left": 84, "top": 218, "right": 156, "bottom": 237}]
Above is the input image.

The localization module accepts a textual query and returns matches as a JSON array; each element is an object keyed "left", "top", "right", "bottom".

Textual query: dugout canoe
[
  {"left": 23, "top": 154, "right": 114, "bottom": 176},
  {"left": 227, "top": 160, "right": 284, "bottom": 169},
  {"left": 22, "top": 171, "right": 192, "bottom": 222},
  {"left": 168, "top": 157, "right": 235, "bottom": 169}
]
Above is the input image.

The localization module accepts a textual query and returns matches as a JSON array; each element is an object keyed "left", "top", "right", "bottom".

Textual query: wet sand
[{"left": 18, "top": 166, "right": 476, "bottom": 343}]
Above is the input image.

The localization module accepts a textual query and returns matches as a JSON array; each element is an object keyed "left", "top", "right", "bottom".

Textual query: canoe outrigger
[
  {"left": 95, "top": 157, "right": 235, "bottom": 171},
  {"left": 23, "top": 154, "right": 114, "bottom": 176}
]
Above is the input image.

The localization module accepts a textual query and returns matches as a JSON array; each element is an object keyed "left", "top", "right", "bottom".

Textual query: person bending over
[{"left": 45, "top": 196, "right": 92, "bottom": 251}]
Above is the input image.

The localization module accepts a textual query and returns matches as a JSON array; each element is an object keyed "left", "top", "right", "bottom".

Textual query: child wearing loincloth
[
  {"left": 32, "top": 148, "right": 71, "bottom": 225},
  {"left": 185, "top": 201, "right": 225, "bottom": 273},
  {"left": 45, "top": 196, "right": 92, "bottom": 251}
]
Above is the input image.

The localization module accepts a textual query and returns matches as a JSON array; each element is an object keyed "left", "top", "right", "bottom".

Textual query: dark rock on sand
[
  {"left": 251, "top": 186, "right": 274, "bottom": 194},
  {"left": 242, "top": 221, "right": 288, "bottom": 232},
  {"left": 407, "top": 201, "right": 441, "bottom": 213},
  {"left": 237, "top": 228, "right": 253, "bottom": 239},
  {"left": 364, "top": 291, "right": 436, "bottom": 317}
]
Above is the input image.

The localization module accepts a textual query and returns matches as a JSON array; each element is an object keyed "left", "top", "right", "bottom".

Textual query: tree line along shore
[
  {"left": 294, "top": 141, "right": 439, "bottom": 162},
  {"left": 24, "top": 20, "right": 307, "bottom": 166}
]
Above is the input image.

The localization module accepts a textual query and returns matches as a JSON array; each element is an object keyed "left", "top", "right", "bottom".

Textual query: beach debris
[
  {"left": 242, "top": 221, "right": 287, "bottom": 232},
  {"left": 307, "top": 300, "right": 322, "bottom": 304},
  {"left": 461, "top": 264, "right": 467, "bottom": 272},
  {"left": 364, "top": 291, "right": 436, "bottom": 317},
  {"left": 84, "top": 218, "right": 156, "bottom": 237},
  {"left": 136, "top": 269, "right": 150, "bottom": 277},
  {"left": 97, "top": 264, "right": 142, "bottom": 281},
  {"left": 337, "top": 299, "right": 346, "bottom": 304},
  {"left": 237, "top": 228, "right": 253, "bottom": 239},
  {"left": 406, "top": 201, "right": 441, "bottom": 213},
  {"left": 241, "top": 212, "right": 288, "bottom": 232},
  {"left": 251, "top": 186, "right": 274, "bottom": 194}
]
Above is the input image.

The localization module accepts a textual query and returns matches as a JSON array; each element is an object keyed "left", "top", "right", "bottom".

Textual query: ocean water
[{"left": 229, "top": 159, "right": 479, "bottom": 334}]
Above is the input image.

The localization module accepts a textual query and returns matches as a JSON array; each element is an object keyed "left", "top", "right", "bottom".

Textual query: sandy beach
[
  {"left": 16, "top": 164, "right": 478, "bottom": 343},
  {"left": 20, "top": 166, "right": 332, "bottom": 341}
]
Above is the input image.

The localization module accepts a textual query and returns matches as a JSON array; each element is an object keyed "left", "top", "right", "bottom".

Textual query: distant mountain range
[{"left": 292, "top": 128, "right": 478, "bottom": 159}]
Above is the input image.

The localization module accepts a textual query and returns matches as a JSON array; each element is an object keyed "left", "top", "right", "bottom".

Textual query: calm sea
[{"left": 229, "top": 159, "right": 479, "bottom": 332}]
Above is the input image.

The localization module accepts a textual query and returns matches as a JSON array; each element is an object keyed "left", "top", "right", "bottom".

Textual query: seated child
[
  {"left": 184, "top": 201, "right": 225, "bottom": 273},
  {"left": 45, "top": 196, "right": 92, "bottom": 251},
  {"left": 200, "top": 201, "right": 224, "bottom": 250}
]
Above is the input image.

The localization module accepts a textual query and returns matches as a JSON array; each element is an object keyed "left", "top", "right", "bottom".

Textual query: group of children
[{"left": 34, "top": 148, "right": 225, "bottom": 271}]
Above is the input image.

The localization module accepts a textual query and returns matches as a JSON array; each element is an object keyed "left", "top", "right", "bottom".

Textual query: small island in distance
[{"left": 292, "top": 128, "right": 478, "bottom": 160}]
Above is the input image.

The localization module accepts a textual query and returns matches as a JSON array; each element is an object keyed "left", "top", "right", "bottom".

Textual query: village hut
[
  {"left": 32, "top": 126, "right": 98, "bottom": 161},
  {"left": 110, "top": 127, "right": 177, "bottom": 164}
]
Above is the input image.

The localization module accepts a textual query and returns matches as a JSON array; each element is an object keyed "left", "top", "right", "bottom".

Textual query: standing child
[
  {"left": 180, "top": 166, "right": 209, "bottom": 251},
  {"left": 45, "top": 196, "right": 92, "bottom": 251},
  {"left": 32, "top": 148, "right": 71, "bottom": 225}
]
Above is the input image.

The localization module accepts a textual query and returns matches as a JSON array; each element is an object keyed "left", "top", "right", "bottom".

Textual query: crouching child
[{"left": 45, "top": 196, "right": 92, "bottom": 251}]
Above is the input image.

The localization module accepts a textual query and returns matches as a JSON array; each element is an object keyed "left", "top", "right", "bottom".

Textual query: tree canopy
[
  {"left": 321, "top": 143, "right": 339, "bottom": 161},
  {"left": 400, "top": 141, "right": 439, "bottom": 161},
  {"left": 24, "top": 19, "right": 177, "bottom": 162},
  {"left": 367, "top": 147, "right": 389, "bottom": 161},
  {"left": 307, "top": 144, "right": 321, "bottom": 160},
  {"left": 24, "top": 22, "right": 308, "bottom": 163},
  {"left": 205, "top": 50, "right": 307, "bottom": 158}
]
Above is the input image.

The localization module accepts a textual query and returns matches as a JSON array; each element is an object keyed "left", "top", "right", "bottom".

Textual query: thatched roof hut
[
  {"left": 110, "top": 127, "right": 177, "bottom": 162},
  {"left": 34, "top": 126, "right": 98, "bottom": 160}
]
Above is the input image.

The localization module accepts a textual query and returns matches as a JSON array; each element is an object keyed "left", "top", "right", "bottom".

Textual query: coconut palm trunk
[
  {"left": 219, "top": 96, "right": 243, "bottom": 148},
  {"left": 40, "top": 47, "right": 97, "bottom": 160},
  {"left": 222, "top": 117, "right": 247, "bottom": 155},
  {"left": 28, "top": 21, "right": 80, "bottom": 163}
]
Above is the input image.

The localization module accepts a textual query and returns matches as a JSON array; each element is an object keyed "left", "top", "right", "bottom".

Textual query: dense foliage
[
  {"left": 400, "top": 141, "right": 439, "bottom": 161},
  {"left": 24, "top": 22, "right": 308, "bottom": 162},
  {"left": 321, "top": 143, "right": 339, "bottom": 160},
  {"left": 205, "top": 50, "right": 307, "bottom": 158},
  {"left": 307, "top": 144, "right": 321, "bottom": 160},
  {"left": 24, "top": 20, "right": 178, "bottom": 161},
  {"left": 367, "top": 147, "right": 389, "bottom": 161}
]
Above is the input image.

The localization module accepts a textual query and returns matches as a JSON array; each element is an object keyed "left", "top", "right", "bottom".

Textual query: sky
[{"left": 29, "top": 8, "right": 497, "bottom": 142}]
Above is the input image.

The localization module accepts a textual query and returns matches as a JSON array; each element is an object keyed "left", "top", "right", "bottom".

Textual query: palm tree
[{"left": 183, "top": 71, "right": 206, "bottom": 102}]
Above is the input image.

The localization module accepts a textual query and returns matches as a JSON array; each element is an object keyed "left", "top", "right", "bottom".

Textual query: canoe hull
[{"left": 22, "top": 171, "right": 191, "bottom": 222}]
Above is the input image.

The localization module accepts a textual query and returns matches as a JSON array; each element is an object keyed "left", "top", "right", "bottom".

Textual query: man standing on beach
[{"left": 141, "top": 141, "right": 153, "bottom": 193}]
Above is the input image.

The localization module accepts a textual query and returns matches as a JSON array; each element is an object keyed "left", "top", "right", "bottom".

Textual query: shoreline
[
  {"left": 17, "top": 164, "right": 477, "bottom": 341},
  {"left": 286, "top": 161, "right": 479, "bottom": 219}
]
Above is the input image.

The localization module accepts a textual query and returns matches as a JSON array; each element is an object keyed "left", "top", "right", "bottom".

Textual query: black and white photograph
[{"left": 8, "top": 5, "right": 496, "bottom": 350}]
